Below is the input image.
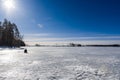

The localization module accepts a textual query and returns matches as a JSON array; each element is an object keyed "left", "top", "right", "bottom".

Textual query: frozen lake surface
[{"left": 0, "top": 47, "right": 120, "bottom": 80}]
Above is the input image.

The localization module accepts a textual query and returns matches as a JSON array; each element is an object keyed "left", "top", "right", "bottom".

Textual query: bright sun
[{"left": 3, "top": 0, "right": 16, "bottom": 12}]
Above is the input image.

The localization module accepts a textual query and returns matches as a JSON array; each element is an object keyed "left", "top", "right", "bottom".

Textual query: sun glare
[{"left": 3, "top": 0, "right": 16, "bottom": 12}]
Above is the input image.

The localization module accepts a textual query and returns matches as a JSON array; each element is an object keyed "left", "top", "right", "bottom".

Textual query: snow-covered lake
[{"left": 0, "top": 47, "right": 120, "bottom": 80}]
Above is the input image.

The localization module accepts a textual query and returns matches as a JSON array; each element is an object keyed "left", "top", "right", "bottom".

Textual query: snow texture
[{"left": 0, "top": 47, "right": 120, "bottom": 80}]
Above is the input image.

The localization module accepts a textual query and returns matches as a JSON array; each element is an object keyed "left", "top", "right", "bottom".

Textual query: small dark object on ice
[{"left": 24, "top": 49, "right": 28, "bottom": 53}]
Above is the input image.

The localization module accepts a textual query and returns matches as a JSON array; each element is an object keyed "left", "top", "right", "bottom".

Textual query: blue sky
[{"left": 0, "top": 0, "right": 120, "bottom": 42}]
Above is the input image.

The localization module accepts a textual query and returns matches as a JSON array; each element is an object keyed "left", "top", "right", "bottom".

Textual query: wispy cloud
[
  {"left": 31, "top": 19, "right": 44, "bottom": 28},
  {"left": 38, "top": 24, "right": 43, "bottom": 28},
  {"left": 23, "top": 32, "right": 120, "bottom": 45},
  {"left": 24, "top": 36, "right": 120, "bottom": 42},
  {"left": 24, "top": 33, "right": 51, "bottom": 37},
  {"left": 25, "top": 37, "right": 120, "bottom": 45}
]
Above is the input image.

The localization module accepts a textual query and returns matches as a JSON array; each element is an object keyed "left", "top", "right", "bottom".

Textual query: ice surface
[{"left": 0, "top": 47, "right": 120, "bottom": 80}]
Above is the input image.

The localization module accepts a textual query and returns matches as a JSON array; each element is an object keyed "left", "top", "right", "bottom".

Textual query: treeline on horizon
[
  {"left": 0, "top": 19, "right": 25, "bottom": 47},
  {"left": 34, "top": 43, "right": 120, "bottom": 47}
]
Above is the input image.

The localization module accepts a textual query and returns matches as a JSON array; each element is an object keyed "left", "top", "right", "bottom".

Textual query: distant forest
[{"left": 0, "top": 19, "right": 25, "bottom": 47}]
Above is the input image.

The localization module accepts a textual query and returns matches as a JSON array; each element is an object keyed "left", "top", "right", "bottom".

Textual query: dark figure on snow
[{"left": 24, "top": 49, "right": 28, "bottom": 53}]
